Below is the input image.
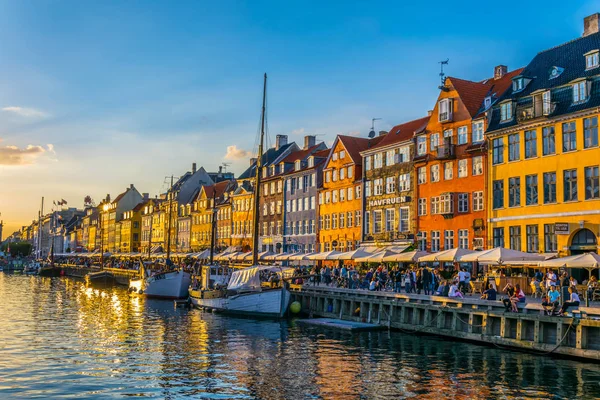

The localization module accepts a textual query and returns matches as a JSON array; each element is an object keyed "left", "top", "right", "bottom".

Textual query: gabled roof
[
  {"left": 280, "top": 144, "right": 325, "bottom": 164},
  {"left": 334, "top": 135, "right": 385, "bottom": 165},
  {"left": 237, "top": 143, "right": 296, "bottom": 180},
  {"left": 367, "top": 116, "right": 429, "bottom": 152},
  {"left": 311, "top": 149, "right": 330, "bottom": 159},
  {"left": 202, "top": 180, "right": 232, "bottom": 200},
  {"left": 487, "top": 31, "right": 600, "bottom": 132}
]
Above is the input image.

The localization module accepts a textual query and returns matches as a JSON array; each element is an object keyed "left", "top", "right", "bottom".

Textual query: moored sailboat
[{"left": 189, "top": 74, "right": 292, "bottom": 318}]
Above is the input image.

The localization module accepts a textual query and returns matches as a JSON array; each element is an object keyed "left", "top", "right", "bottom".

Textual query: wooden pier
[
  {"left": 57, "top": 264, "right": 139, "bottom": 285},
  {"left": 290, "top": 285, "right": 600, "bottom": 361}
]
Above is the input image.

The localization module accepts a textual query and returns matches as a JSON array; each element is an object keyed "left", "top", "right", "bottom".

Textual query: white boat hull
[
  {"left": 190, "top": 288, "right": 291, "bottom": 318},
  {"left": 130, "top": 270, "right": 191, "bottom": 299}
]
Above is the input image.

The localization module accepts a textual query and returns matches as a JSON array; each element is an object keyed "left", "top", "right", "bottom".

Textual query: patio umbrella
[
  {"left": 288, "top": 252, "right": 316, "bottom": 261},
  {"left": 382, "top": 250, "right": 430, "bottom": 262},
  {"left": 331, "top": 248, "right": 375, "bottom": 260},
  {"left": 458, "top": 247, "right": 546, "bottom": 264},
  {"left": 306, "top": 250, "right": 341, "bottom": 260},
  {"left": 539, "top": 252, "right": 600, "bottom": 269},
  {"left": 354, "top": 249, "right": 399, "bottom": 263},
  {"left": 419, "top": 248, "right": 475, "bottom": 263}
]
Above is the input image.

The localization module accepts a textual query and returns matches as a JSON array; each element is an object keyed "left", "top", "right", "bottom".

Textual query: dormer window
[
  {"left": 279, "top": 163, "right": 285, "bottom": 174},
  {"left": 262, "top": 168, "right": 267, "bottom": 178},
  {"left": 585, "top": 50, "right": 599, "bottom": 70},
  {"left": 308, "top": 156, "right": 314, "bottom": 168},
  {"left": 513, "top": 78, "right": 524, "bottom": 92},
  {"left": 438, "top": 98, "right": 452, "bottom": 122},
  {"left": 295, "top": 160, "right": 301, "bottom": 171},
  {"left": 500, "top": 102, "right": 513, "bottom": 122},
  {"left": 484, "top": 96, "right": 492, "bottom": 110},
  {"left": 270, "top": 165, "right": 275, "bottom": 176},
  {"left": 573, "top": 80, "right": 589, "bottom": 104}
]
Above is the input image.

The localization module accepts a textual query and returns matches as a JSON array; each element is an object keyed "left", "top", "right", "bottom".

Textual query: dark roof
[
  {"left": 280, "top": 144, "right": 324, "bottom": 163},
  {"left": 337, "top": 135, "right": 385, "bottom": 165},
  {"left": 237, "top": 143, "right": 295, "bottom": 179},
  {"left": 488, "top": 31, "right": 600, "bottom": 132},
  {"left": 312, "top": 149, "right": 330, "bottom": 158},
  {"left": 368, "top": 116, "right": 430, "bottom": 151}
]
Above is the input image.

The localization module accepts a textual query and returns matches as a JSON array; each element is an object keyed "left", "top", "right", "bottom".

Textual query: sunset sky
[{"left": 1, "top": 0, "right": 598, "bottom": 239}]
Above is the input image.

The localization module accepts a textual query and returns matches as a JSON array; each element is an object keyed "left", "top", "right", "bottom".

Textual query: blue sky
[{"left": 1, "top": 0, "right": 599, "bottom": 238}]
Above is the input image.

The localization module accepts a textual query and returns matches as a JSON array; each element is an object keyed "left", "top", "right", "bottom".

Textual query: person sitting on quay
[
  {"left": 434, "top": 280, "right": 447, "bottom": 296},
  {"left": 481, "top": 284, "right": 497, "bottom": 301},
  {"left": 369, "top": 277, "right": 378, "bottom": 291},
  {"left": 559, "top": 287, "right": 581, "bottom": 316},
  {"left": 448, "top": 281, "right": 464, "bottom": 298},
  {"left": 530, "top": 277, "right": 543, "bottom": 298},
  {"left": 542, "top": 285, "right": 561, "bottom": 315},
  {"left": 509, "top": 284, "right": 526, "bottom": 313},
  {"left": 502, "top": 283, "right": 515, "bottom": 311}
]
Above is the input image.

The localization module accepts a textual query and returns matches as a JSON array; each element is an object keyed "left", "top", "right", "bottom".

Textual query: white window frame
[
  {"left": 458, "top": 159, "right": 467, "bottom": 178},
  {"left": 573, "top": 80, "right": 588, "bottom": 103},
  {"left": 458, "top": 229, "right": 469, "bottom": 249},
  {"left": 472, "top": 120, "right": 484, "bottom": 143},
  {"left": 586, "top": 51, "right": 599, "bottom": 70},
  {"left": 472, "top": 156, "right": 483, "bottom": 176},
  {"left": 457, "top": 126, "right": 468, "bottom": 145},
  {"left": 438, "top": 98, "right": 452, "bottom": 122},
  {"left": 418, "top": 167, "right": 427, "bottom": 184},
  {"left": 430, "top": 133, "right": 439, "bottom": 151},
  {"left": 431, "top": 165, "right": 440, "bottom": 182},
  {"left": 500, "top": 102, "right": 513, "bottom": 122},
  {"left": 398, "top": 173, "right": 411, "bottom": 192},
  {"left": 386, "top": 176, "right": 396, "bottom": 194},
  {"left": 417, "top": 136, "right": 427, "bottom": 155},
  {"left": 399, "top": 207, "right": 409, "bottom": 232},
  {"left": 418, "top": 198, "right": 427, "bottom": 216},
  {"left": 444, "top": 162, "right": 453, "bottom": 180},
  {"left": 473, "top": 191, "right": 484, "bottom": 211},
  {"left": 458, "top": 193, "right": 469, "bottom": 213}
]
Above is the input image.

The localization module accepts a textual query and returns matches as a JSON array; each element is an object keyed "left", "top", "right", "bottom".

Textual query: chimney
[
  {"left": 494, "top": 65, "right": 508, "bottom": 80},
  {"left": 192, "top": 163, "right": 197, "bottom": 174},
  {"left": 304, "top": 135, "right": 316, "bottom": 150},
  {"left": 427, "top": 110, "right": 433, "bottom": 116},
  {"left": 584, "top": 13, "right": 600, "bottom": 37},
  {"left": 275, "top": 134, "right": 288, "bottom": 150},
  {"left": 250, "top": 157, "right": 257, "bottom": 166},
  {"left": 143, "top": 193, "right": 149, "bottom": 201},
  {"left": 379, "top": 130, "right": 388, "bottom": 137},
  {"left": 106, "top": 194, "right": 111, "bottom": 202},
  {"left": 130, "top": 184, "right": 134, "bottom": 189}
]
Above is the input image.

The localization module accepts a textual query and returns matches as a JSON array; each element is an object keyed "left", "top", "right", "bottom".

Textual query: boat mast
[
  {"left": 252, "top": 73, "right": 267, "bottom": 266},
  {"left": 209, "top": 188, "right": 217, "bottom": 264},
  {"left": 38, "top": 197, "right": 44, "bottom": 259},
  {"left": 166, "top": 175, "right": 174, "bottom": 263}
]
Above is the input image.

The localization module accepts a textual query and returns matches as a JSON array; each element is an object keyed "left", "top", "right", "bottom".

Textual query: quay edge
[{"left": 290, "top": 285, "right": 600, "bottom": 362}]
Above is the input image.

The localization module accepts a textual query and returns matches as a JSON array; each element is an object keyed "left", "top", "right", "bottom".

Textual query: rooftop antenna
[
  {"left": 439, "top": 58, "right": 449, "bottom": 90},
  {"left": 221, "top": 162, "right": 231, "bottom": 173},
  {"left": 369, "top": 118, "right": 381, "bottom": 138}
]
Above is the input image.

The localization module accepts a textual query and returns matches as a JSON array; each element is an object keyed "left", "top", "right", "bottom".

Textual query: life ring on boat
[{"left": 138, "top": 290, "right": 144, "bottom": 295}]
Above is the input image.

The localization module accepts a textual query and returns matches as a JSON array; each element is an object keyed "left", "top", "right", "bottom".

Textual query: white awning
[{"left": 419, "top": 248, "right": 475, "bottom": 263}]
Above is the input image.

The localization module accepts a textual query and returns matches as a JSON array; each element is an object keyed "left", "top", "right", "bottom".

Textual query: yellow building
[
  {"left": 486, "top": 19, "right": 600, "bottom": 256},
  {"left": 119, "top": 203, "right": 143, "bottom": 253},
  {"left": 231, "top": 183, "right": 254, "bottom": 252}
]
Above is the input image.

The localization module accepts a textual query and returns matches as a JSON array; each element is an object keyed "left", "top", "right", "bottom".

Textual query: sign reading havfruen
[
  {"left": 368, "top": 196, "right": 408, "bottom": 207},
  {"left": 555, "top": 223, "right": 570, "bottom": 235}
]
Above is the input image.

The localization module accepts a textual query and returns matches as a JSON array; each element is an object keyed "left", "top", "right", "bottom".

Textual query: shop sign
[
  {"left": 368, "top": 196, "right": 408, "bottom": 207},
  {"left": 555, "top": 223, "right": 570, "bottom": 235}
]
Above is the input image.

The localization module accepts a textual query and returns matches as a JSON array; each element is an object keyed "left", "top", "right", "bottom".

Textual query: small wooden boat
[{"left": 85, "top": 270, "right": 116, "bottom": 287}]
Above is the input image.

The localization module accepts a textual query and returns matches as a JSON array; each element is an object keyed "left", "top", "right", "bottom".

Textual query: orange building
[
  {"left": 414, "top": 66, "right": 521, "bottom": 252},
  {"left": 318, "top": 135, "right": 382, "bottom": 252}
]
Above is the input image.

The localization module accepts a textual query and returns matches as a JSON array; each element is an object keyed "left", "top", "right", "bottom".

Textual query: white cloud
[
  {"left": 0, "top": 142, "right": 47, "bottom": 165},
  {"left": 224, "top": 145, "right": 251, "bottom": 160},
  {"left": 2, "top": 106, "right": 50, "bottom": 118}
]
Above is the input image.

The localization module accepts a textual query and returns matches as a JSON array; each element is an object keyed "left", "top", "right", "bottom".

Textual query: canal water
[{"left": 1, "top": 273, "right": 599, "bottom": 399}]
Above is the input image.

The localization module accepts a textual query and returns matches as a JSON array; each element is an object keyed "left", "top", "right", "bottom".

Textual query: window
[
  {"left": 340, "top": 150, "right": 346, "bottom": 159},
  {"left": 493, "top": 227, "right": 505, "bottom": 248},
  {"left": 508, "top": 133, "right": 520, "bottom": 161},
  {"left": 509, "top": 226, "right": 521, "bottom": 251},
  {"left": 525, "top": 130, "right": 537, "bottom": 158},
  {"left": 458, "top": 193, "right": 469, "bottom": 213},
  {"left": 418, "top": 198, "right": 427, "bottom": 216},
  {"left": 347, "top": 211, "right": 353, "bottom": 227},
  {"left": 386, "top": 176, "right": 396, "bottom": 194},
  {"left": 430, "top": 196, "right": 440, "bottom": 215},
  {"left": 438, "top": 98, "right": 452, "bottom": 121},
  {"left": 513, "top": 78, "right": 524, "bottom": 92},
  {"left": 543, "top": 172, "right": 557, "bottom": 204},
  {"left": 386, "top": 150, "right": 395, "bottom": 166},
  {"left": 430, "top": 133, "right": 439, "bottom": 151},
  {"left": 458, "top": 159, "right": 467, "bottom": 178},
  {"left": 473, "top": 191, "right": 484, "bottom": 211},
  {"left": 563, "top": 122, "right": 577, "bottom": 152},
  {"left": 373, "top": 210, "right": 382, "bottom": 233},
  {"left": 493, "top": 180, "right": 504, "bottom": 209},
  {"left": 457, "top": 126, "right": 468, "bottom": 145},
  {"left": 563, "top": 169, "right": 578, "bottom": 201},
  {"left": 472, "top": 121, "right": 484, "bottom": 143},
  {"left": 509, "top": 177, "right": 521, "bottom": 207},
  {"left": 586, "top": 51, "right": 599, "bottom": 69},
  {"left": 458, "top": 229, "right": 469, "bottom": 249},
  {"left": 347, "top": 187, "right": 353, "bottom": 201},
  {"left": 365, "top": 157, "right": 371, "bottom": 171},
  {"left": 348, "top": 167, "right": 353, "bottom": 179},
  {"left": 444, "top": 129, "right": 453, "bottom": 144},
  {"left": 340, "top": 168, "right": 345, "bottom": 180},
  {"left": 431, "top": 231, "right": 440, "bottom": 252},
  {"left": 365, "top": 181, "right": 372, "bottom": 197},
  {"left": 417, "top": 136, "right": 427, "bottom": 155},
  {"left": 542, "top": 90, "right": 552, "bottom": 115},
  {"left": 325, "top": 215, "right": 331, "bottom": 230},
  {"left": 444, "top": 162, "right": 453, "bottom": 180},
  {"left": 542, "top": 126, "right": 555, "bottom": 156},
  {"left": 573, "top": 80, "right": 588, "bottom": 103},
  {"left": 431, "top": 165, "right": 440, "bottom": 182},
  {"left": 584, "top": 116, "right": 598, "bottom": 148},
  {"left": 374, "top": 178, "right": 383, "bottom": 195},
  {"left": 585, "top": 166, "right": 600, "bottom": 199},
  {"left": 385, "top": 209, "right": 394, "bottom": 232},
  {"left": 332, "top": 152, "right": 338, "bottom": 161},
  {"left": 440, "top": 193, "right": 453, "bottom": 214},
  {"left": 373, "top": 153, "right": 383, "bottom": 169},
  {"left": 472, "top": 156, "right": 483, "bottom": 176},
  {"left": 398, "top": 146, "right": 410, "bottom": 163},
  {"left": 332, "top": 190, "right": 338, "bottom": 203},
  {"left": 526, "top": 225, "right": 539, "bottom": 253},
  {"left": 355, "top": 185, "right": 362, "bottom": 199},
  {"left": 444, "top": 230, "right": 454, "bottom": 249},
  {"left": 544, "top": 224, "right": 557, "bottom": 252},
  {"left": 418, "top": 167, "right": 427, "bottom": 184},
  {"left": 310, "top": 196, "right": 315, "bottom": 209},
  {"left": 332, "top": 213, "right": 338, "bottom": 229},
  {"left": 398, "top": 174, "right": 410, "bottom": 191},
  {"left": 355, "top": 210, "right": 361, "bottom": 226},
  {"left": 399, "top": 207, "right": 409, "bottom": 232},
  {"left": 332, "top": 169, "right": 338, "bottom": 182},
  {"left": 339, "top": 188, "right": 345, "bottom": 202},
  {"left": 325, "top": 191, "right": 331, "bottom": 204},
  {"left": 525, "top": 174, "right": 538, "bottom": 205},
  {"left": 418, "top": 232, "right": 427, "bottom": 251},
  {"left": 492, "top": 138, "right": 504, "bottom": 164},
  {"left": 500, "top": 102, "right": 512, "bottom": 122}
]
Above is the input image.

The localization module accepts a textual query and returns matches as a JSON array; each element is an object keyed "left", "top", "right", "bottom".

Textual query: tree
[{"left": 1, "top": 242, "right": 32, "bottom": 257}]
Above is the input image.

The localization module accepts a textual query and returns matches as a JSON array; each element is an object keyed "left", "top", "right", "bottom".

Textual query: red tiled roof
[
  {"left": 369, "top": 116, "right": 430, "bottom": 151},
  {"left": 203, "top": 180, "right": 231, "bottom": 199},
  {"left": 338, "top": 135, "right": 385, "bottom": 164},
  {"left": 312, "top": 149, "right": 330, "bottom": 158},
  {"left": 280, "top": 144, "right": 322, "bottom": 164}
]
